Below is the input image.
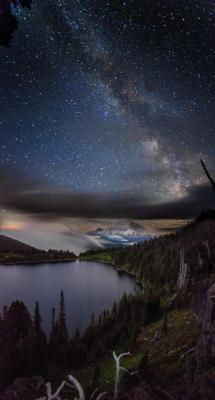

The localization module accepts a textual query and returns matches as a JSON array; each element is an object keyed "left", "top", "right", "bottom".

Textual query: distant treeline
[{"left": 0, "top": 234, "right": 76, "bottom": 263}]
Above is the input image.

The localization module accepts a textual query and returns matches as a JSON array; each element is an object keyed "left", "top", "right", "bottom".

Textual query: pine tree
[
  {"left": 138, "top": 349, "right": 149, "bottom": 380},
  {"left": 50, "top": 307, "right": 57, "bottom": 340},
  {"left": 74, "top": 328, "right": 80, "bottom": 341},
  {"left": 51, "top": 307, "right": 56, "bottom": 331},
  {"left": 49, "top": 308, "right": 57, "bottom": 363},
  {"left": 27, "top": 301, "right": 47, "bottom": 376},
  {"left": 162, "top": 312, "right": 168, "bottom": 333},
  {"left": 34, "top": 301, "right": 42, "bottom": 333},
  {"left": 58, "top": 290, "right": 69, "bottom": 342},
  {"left": 1, "top": 301, "right": 32, "bottom": 389},
  {"left": 90, "top": 312, "right": 96, "bottom": 326},
  {"left": 54, "top": 291, "right": 69, "bottom": 365}
]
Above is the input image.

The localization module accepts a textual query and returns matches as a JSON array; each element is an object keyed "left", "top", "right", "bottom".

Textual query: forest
[
  {"left": 1, "top": 209, "right": 215, "bottom": 399},
  {"left": 0, "top": 234, "right": 76, "bottom": 264}
]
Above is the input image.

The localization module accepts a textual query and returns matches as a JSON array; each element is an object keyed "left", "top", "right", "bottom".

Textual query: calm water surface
[{"left": 0, "top": 261, "right": 138, "bottom": 333}]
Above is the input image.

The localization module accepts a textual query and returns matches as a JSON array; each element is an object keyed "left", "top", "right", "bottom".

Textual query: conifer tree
[
  {"left": 138, "top": 349, "right": 149, "bottom": 380},
  {"left": 34, "top": 301, "right": 42, "bottom": 333},
  {"left": 74, "top": 328, "right": 80, "bottom": 341},
  {"left": 49, "top": 308, "right": 57, "bottom": 363},
  {"left": 27, "top": 301, "right": 47, "bottom": 376},
  {"left": 51, "top": 307, "right": 56, "bottom": 330},
  {"left": 50, "top": 308, "right": 56, "bottom": 340},
  {"left": 54, "top": 291, "right": 69, "bottom": 365},
  {"left": 58, "top": 290, "right": 69, "bottom": 342},
  {"left": 0, "top": 301, "right": 32, "bottom": 388},
  {"left": 49, "top": 308, "right": 58, "bottom": 362}
]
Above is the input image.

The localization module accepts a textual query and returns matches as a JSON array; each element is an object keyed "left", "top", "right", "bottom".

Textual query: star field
[{"left": 0, "top": 0, "right": 215, "bottom": 204}]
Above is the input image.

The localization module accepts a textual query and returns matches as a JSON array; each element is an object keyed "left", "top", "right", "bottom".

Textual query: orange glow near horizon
[{"left": 1, "top": 222, "right": 26, "bottom": 231}]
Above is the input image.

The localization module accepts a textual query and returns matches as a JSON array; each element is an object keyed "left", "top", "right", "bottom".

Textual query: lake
[{"left": 0, "top": 260, "right": 138, "bottom": 334}]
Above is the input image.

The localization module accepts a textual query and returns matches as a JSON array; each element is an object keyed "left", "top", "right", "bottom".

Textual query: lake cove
[{"left": 0, "top": 260, "right": 138, "bottom": 333}]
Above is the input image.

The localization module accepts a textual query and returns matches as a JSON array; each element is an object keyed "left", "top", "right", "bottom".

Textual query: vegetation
[
  {"left": 81, "top": 210, "right": 215, "bottom": 295},
  {"left": 79, "top": 249, "right": 116, "bottom": 264},
  {"left": 0, "top": 292, "right": 203, "bottom": 396},
  {"left": 1, "top": 211, "right": 215, "bottom": 397},
  {"left": 137, "top": 309, "right": 201, "bottom": 388},
  {"left": 0, "top": 234, "right": 76, "bottom": 264},
  {"left": 0, "top": 288, "right": 162, "bottom": 393}
]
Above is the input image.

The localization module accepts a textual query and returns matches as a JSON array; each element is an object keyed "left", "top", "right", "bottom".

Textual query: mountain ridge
[
  {"left": 88, "top": 218, "right": 156, "bottom": 247},
  {"left": 0, "top": 234, "right": 41, "bottom": 253},
  {"left": 0, "top": 234, "right": 76, "bottom": 264}
]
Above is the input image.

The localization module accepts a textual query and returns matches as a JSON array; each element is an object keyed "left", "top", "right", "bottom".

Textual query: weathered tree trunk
[
  {"left": 200, "top": 159, "right": 215, "bottom": 191},
  {"left": 177, "top": 248, "right": 188, "bottom": 291},
  {"left": 113, "top": 351, "right": 137, "bottom": 399}
]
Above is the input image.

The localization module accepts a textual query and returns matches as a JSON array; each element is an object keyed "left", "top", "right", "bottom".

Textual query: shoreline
[
  {"left": 78, "top": 257, "right": 143, "bottom": 287},
  {"left": 1, "top": 256, "right": 143, "bottom": 287},
  {"left": 0, "top": 258, "right": 77, "bottom": 266}
]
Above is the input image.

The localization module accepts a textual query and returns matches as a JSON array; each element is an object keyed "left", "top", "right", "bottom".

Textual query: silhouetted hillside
[
  {"left": 0, "top": 234, "right": 40, "bottom": 254},
  {"left": 0, "top": 234, "right": 76, "bottom": 264}
]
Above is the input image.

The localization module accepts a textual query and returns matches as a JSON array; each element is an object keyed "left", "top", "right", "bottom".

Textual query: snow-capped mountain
[{"left": 88, "top": 219, "right": 157, "bottom": 247}]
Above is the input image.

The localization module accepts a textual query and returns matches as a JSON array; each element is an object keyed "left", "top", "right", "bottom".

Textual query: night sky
[{"left": 0, "top": 0, "right": 215, "bottom": 250}]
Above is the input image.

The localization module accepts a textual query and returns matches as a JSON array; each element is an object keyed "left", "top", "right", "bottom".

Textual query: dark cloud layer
[{"left": 1, "top": 169, "right": 215, "bottom": 220}]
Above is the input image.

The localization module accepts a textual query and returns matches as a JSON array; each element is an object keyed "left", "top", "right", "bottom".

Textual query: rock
[
  {"left": 204, "top": 283, "right": 215, "bottom": 326},
  {"left": 199, "top": 283, "right": 215, "bottom": 366},
  {"left": 118, "top": 382, "right": 176, "bottom": 400},
  {"left": 198, "top": 282, "right": 215, "bottom": 364},
  {"left": 133, "top": 373, "right": 215, "bottom": 400},
  {"left": 152, "top": 330, "right": 161, "bottom": 343},
  {"left": 191, "top": 279, "right": 214, "bottom": 322},
  {"left": 0, "top": 376, "right": 46, "bottom": 400},
  {"left": 186, "top": 371, "right": 215, "bottom": 400},
  {"left": 190, "top": 279, "right": 215, "bottom": 365}
]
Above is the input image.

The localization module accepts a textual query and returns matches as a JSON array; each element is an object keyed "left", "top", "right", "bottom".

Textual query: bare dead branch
[
  {"left": 200, "top": 159, "right": 215, "bottom": 191},
  {"left": 113, "top": 351, "right": 137, "bottom": 399}
]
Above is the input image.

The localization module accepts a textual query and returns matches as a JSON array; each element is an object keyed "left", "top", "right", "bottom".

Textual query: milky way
[{"left": 0, "top": 0, "right": 215, "bottom": 211}]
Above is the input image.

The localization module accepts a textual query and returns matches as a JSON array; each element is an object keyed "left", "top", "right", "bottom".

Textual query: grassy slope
[
  {"left": 137, "top": 308, "right": 201, "bottom": 389},
  {"left": 97, "top": 309, "right": 200, "bottom": 391},
  {"left": 49, "top": 309, "right": 201, "bottom": 395},
  {"left": 50, "top": 350, "right": 143, "bottom": 393},
  {"left": 79, "top": 251, "right": 115, "bottom": 264}
]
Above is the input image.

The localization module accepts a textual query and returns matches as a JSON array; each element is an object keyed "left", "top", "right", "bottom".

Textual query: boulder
[
  {"left": 0, "top": 376, "right": 46, "bottom": 400},
  {"left": 118, "top": 382, "right": 176, "bottom": 400},
  {"left": 186, "top": 371, "right": 215, "bottom": 400},
  {"left": 191, "top": 279, "right": 214, "bottom": 322}
]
